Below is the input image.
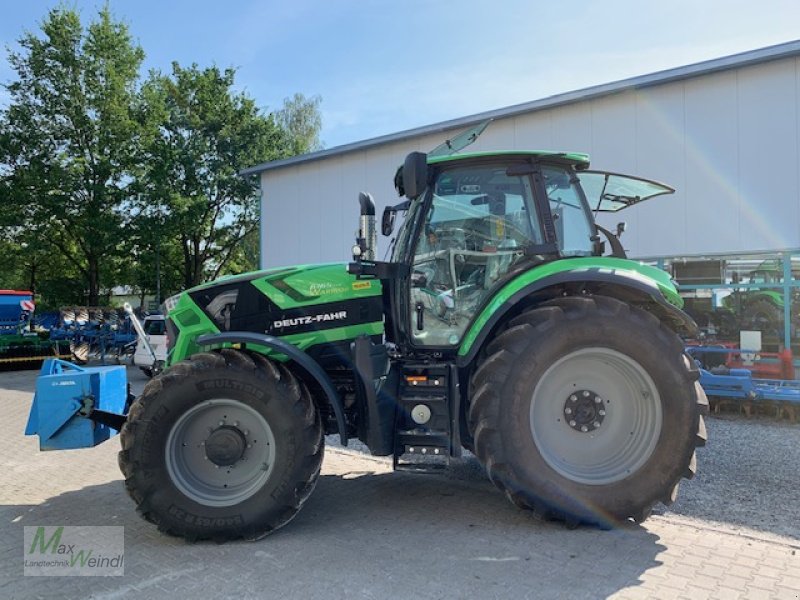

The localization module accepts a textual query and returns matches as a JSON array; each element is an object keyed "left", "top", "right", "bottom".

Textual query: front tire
[
  {"left": 469, "top": 296, "right": 707, "bottom": 526},
  {"left": 119, "top": 349, "right": 323, "bottom": 541}
]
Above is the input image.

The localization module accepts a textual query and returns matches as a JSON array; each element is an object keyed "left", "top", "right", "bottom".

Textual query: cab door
[{"left": 406, "top": 161, "right": 549, "bottom": 347}]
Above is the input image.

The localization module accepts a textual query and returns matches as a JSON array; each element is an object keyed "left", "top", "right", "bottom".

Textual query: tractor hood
[
  {"left": 188, "top": 263, "right": 382, "bottom": 309},
  {"left": 166, "top": 263, "right": 384, "bottom": 363}
]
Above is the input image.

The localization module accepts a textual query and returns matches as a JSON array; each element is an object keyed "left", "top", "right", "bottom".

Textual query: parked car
[{"left": 132, "top": 314, "right": 167, "bottom": 377}]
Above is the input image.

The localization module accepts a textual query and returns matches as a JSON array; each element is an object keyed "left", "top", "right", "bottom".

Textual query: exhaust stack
[{"left": 357, "top": 192, "right": 377, "bottom": 261}]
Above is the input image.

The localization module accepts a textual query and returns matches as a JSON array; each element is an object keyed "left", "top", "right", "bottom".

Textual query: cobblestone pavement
[{"left": 1, "top": 367, "right": 799, "bottom": 599}]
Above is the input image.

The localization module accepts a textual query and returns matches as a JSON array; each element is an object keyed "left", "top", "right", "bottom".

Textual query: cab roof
[{"left": 427, "top": 150, "right": 591, "bottom": 168}]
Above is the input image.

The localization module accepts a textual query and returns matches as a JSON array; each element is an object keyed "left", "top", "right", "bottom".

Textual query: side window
[
  {"left": 409, "top": 164, "right": 542, "bottom": 346},
  {"left": 144, "top": 319, "right": 165, "bottom": 335},
  {"left": 542, "top": 166, "right": 594, "bottom": 257}
]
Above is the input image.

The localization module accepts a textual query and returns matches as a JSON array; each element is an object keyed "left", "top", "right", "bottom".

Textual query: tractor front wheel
[
  {"left": 119, "top": 349, "right": 323, "bottom": 541},
  {"left": 469, "top": 296, "right": 707, "bottom": 526}
]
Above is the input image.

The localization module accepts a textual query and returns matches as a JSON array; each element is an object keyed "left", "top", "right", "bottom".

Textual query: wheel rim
[
  {"left": 165, "top": 399, "right": 276, "bottom": 507},
  {"left": 529, "top": 348, "right": 662, "bottom": 485}
]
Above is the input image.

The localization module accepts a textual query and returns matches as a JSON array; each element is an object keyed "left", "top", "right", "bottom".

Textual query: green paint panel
[
  {"left": 166, "top": 263, "right": 383, "bottom": 365},
  {"left": 458, "top": 257, "right": 680, "bottom": 357},
  {"left": 249, "top": 262, "right": 382, "bottom": 309},
  {"left": 166, "top": 292, "right": 220, "bottom": 365}
]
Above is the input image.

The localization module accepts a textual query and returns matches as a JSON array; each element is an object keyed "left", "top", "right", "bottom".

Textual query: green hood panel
[
  {"left": 247, "top": 263, "right": 382, "bottom": 308},
  {"left": 190, "top": 262, "right": 382, "bottom": 308},
  {"left": 458, "top": 257, "right": 680, "bottom": 357},
  {"left": 168, "top": 263, "right": 383, "bottom": 364}
]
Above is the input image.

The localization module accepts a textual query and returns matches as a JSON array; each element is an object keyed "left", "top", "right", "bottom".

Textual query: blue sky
[{"left": 2, "top": 0, "right": 800, "bottom": 149}]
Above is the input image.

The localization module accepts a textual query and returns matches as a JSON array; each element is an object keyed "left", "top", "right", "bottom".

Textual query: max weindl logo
[{"left": 24, "top": 526, "right": 124, "bottom": 576}]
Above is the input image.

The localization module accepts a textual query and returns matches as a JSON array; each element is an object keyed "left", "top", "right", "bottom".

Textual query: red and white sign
[{"left": 20, "top": 300, "right": 35, "bottom": 313}]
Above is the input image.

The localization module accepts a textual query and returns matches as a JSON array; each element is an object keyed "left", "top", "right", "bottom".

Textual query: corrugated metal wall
[{"left": 261, "top": 56, "right": 800, "bottom": 268}]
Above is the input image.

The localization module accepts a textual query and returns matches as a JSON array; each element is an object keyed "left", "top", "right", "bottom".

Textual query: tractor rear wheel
[
  {"left": 469, "top": 296, "right": 707, "bottom": 526},
  {"left": 119, "top": 348, "right": 323, "bottom": 541}
]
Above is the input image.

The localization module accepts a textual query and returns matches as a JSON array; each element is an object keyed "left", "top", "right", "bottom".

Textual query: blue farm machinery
[
  {"left": 25, "top": 359, "right": 130, "bottom": 450},
  {"left": 0, "top": 290, "right": 70, "bottom": 370},
  {"left": 47, "top": 306, "right": 139, "bottom": 365},
  {"left": 686, "top": 346, "right": 800, "bottom": 421}
]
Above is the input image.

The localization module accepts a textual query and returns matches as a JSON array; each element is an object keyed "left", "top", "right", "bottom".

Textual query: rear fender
[{"left": 457, "top": 272, "right": 696, "bottom": 367}]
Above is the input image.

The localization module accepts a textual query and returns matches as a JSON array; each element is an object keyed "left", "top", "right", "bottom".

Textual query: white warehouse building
[
  {"left": 244, "top": 41, "right": 800, "bottom": 353},
  {"left": 244, "top": 40, "right": 800, "bottom": 267}
]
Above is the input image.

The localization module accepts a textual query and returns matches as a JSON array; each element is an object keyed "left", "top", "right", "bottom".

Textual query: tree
[
  {"left": 275, "top": 92, "right": 323, "bottom": 155},
  {"left": 0, "top": 7, "right": 144, "bottom": 305},
  {"left": 138, "top": 63, "right": 291, "bottom": 288}
]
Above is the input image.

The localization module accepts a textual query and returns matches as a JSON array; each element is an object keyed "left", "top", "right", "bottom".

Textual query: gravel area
[
  {"left": 665, "top": 414, "right": 800, "bottom": 539},
  {"left": 329, "top": 413, "right": 800, "bottom": 540}
]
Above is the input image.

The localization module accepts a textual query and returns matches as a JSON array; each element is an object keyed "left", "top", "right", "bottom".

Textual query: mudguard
[
  {"left": 458, "top": 261, "right": 696, "bottom": 367},
  {"left": 195, "top": 331, "right": 349, "bottom": 445}
]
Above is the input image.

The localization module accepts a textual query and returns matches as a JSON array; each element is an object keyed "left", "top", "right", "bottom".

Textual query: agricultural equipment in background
[
  {"left": 686, "top": 346, "right": 800, "bottom": 421},
  {"left": 48, "top": 306, "right": 138, "bottom": 365},
  {"left": 26, "top": 122, "right": 707, "bottom": 541},
  {"left": 0, "top": 290, "right": 70, "bottom": 371}
]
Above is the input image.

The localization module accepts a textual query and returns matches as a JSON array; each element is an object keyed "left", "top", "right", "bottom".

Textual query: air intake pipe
[{"left": 356, "top": 192, "right": 377, "bottom": 261}]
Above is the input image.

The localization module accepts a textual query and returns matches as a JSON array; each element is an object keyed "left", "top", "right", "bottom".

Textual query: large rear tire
[
  {"left": 469, "top": 296, "right": 707, "bottom": 526},
  {"left": 118, "top": 349, "right": 323, "bottom": 541}
]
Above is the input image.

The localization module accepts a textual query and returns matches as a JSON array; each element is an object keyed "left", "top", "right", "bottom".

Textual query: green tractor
[{"left": 48, "top": 131, "right": 708, "bottom": 540}]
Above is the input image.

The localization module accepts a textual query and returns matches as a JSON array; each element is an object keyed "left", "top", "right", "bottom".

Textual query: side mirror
[
  {"left": 381, "top": 206, "right": 396, "bottom": 236},
  {"left": 403, "top": 152, "right": 428, "bottom": 200},
  {"left": 381, "top": 200, "right": 410, "bottom": 236},
  {"left": 616, "top": 221, "right": 627, "bottom": 238}
]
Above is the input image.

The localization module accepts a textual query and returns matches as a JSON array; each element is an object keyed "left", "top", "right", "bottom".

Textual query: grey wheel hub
[
  {"left": 564, "top": 390, "right": 606, "bottom": 433},
  {"left": 165, "top": 399, "right": 276, "bottom": 507},
  {"left": 205, "top": 425, "right": 247, "bottom": 466},
  {"left": 530, "top": 348, "right": 663, "bottom": 486}
]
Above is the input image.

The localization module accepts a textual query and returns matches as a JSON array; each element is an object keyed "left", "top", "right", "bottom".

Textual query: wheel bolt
[
  {"left": 594, "top": 396, "right": 602, "bottom": 404},
  {"left": 218, "top": 420, "right": 224, "bottom": 426},
  {"left": 570, "top": 395, "right": 577, "bottom": 402},
  {"left": 582, "top": 391, "right": 590, "bottom": 397},
  {"left": 565, "top": 407, "right": 573, "bottom": 415},
  {"left": 581, "top": 425, "right": 589, "bottom": 432},
  {"left": 599, "top": 410, "right": 606, "bottom": 416},
  {"left": 569, "top": 420, "right": 577, "bottom": 427},
  {"left": 247, "top": 444, "right": 252, "bottom": 449},
  {"left": 243, "top": 430, "right": 249, "bottom": 436},
  {"left": 593, "top": 421, "right": 601, "bottom": 428},
  {"left": 233, "top": 421, "right": 239, "bottom": 427}
]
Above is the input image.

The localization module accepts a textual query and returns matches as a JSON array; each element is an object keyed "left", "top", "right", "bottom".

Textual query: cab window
[{"left": 542, "top": 166, "right": 594, "bottom": 257}]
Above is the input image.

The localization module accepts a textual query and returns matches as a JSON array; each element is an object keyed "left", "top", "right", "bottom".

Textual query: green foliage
[
  {"left": 275, "top": 93, "right": 324, "bottom": 155},
  {"left": 0, "top": 6, "right": 144, "bottom": 305},
  {"left": 0, "top": 7, "right": 324, "bottom": 307},
  {"left": 138, "top": 63, "right": 290, "bottom": 287}
]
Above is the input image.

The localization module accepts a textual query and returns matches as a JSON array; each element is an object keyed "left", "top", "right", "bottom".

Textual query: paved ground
[{"left": 1, "top": 366, "right": 799, "bottom": 599}]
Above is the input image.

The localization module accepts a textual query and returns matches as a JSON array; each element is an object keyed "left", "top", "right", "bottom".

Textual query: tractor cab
[{"left": 365, "top": 149, "right": 675, "bottom": 350}]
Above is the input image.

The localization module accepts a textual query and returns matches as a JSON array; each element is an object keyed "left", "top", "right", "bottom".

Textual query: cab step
[{"left": 392, "top": 362, "right": 460, "bottom": 472}]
